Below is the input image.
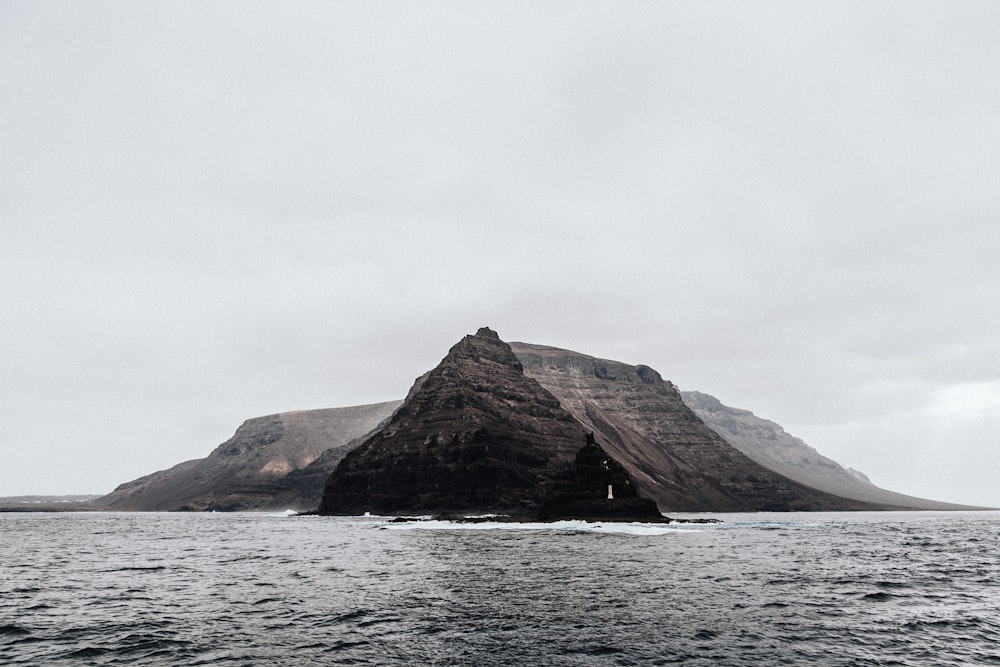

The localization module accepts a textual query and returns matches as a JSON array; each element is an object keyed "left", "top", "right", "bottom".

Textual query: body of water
[{"left": 2, "top": 511, "right": 999, "bottom": 665}]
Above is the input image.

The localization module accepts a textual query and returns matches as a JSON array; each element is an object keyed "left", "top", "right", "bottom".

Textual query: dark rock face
[
  {"left": 318, "top": 328, "right": 590, "bottom": 515},
  {"left": 575, "top": 432, "right": 639, "bottom": 499},
  {"left": 539, "top": 433, "right": 665, "bottom": 521},
  {"left": 510, "top": 342, "right": 895, "bottom": 512}
]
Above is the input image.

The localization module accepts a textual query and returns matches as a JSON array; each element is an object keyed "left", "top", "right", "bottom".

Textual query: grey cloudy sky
[{"left": 3, "top": 2, "right": 999, "bottom": 506}]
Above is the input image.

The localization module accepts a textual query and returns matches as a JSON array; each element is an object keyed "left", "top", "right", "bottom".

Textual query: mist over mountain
[{"left": 679, "top": 391, "right": 977, "bottom": 511}]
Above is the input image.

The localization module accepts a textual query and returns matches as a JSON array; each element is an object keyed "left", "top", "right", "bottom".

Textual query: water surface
[{"left": 2, "top": 511, "right": 999, "bottom": 665}]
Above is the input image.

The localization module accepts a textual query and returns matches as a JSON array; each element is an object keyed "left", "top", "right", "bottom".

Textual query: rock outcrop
[
  {"left": 318, "top": 328, "right": 593, "bottom": 516},
  {"left": 539, "top": 433, "right": 665, "bottom": 521},
  {"left": 92, "top": 401, "right": 400, "bottom": 511}
]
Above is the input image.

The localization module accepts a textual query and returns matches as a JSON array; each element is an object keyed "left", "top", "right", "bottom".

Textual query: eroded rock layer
[
  {"left": 319, "top": 328, "right": 590, "bottom": 515},
  {"left": 510, "top": 342, "right": 893, "bottom": 512}
]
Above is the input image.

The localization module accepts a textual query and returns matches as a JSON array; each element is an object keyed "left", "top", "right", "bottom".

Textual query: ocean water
[{"left": 2, "top": 511, "right": 999, "bottom": 666}]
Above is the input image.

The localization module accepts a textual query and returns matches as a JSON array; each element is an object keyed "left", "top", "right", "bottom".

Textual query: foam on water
[{"left": 375, "top": 518, "right": 694, "bottom": 535}]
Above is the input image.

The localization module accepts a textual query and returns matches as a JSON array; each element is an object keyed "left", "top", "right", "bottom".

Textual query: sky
[{"left": 2, "top": 2, "right": 999, "bottom": 507}]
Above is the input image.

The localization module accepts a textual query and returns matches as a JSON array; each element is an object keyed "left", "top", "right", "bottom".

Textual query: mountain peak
[
  {"left": 475, "top": 326, "right": 500, "bottom": 339},
  {"left": 318, "top": 329, "right": 589, "bottom": 515},
  {"left": 443, "top": 327, "right": 524, "bottom": 371}
]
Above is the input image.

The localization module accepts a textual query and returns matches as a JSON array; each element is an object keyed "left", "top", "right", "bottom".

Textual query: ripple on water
[{"left": 2, "top": 512, "right": 1000, "bottom": 666}]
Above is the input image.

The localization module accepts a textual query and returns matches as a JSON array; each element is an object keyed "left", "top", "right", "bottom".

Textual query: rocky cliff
[
  {"left": 318, "top": 328, "right": 594, "bottom": 515},
  {"left": 510, "top": 342, "right": 896, "bottom": 512},
  {"left": 93, "top": 401, "right": 400, "bottom": 511}
]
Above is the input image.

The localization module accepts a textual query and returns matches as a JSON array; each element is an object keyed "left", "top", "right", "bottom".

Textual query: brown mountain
[
  {"left": 509, "top": 342, "right": 898, "bottom": 512},
  {"left": 94, "top": 329, "right": 974, "bottom": 513},
  {"left": 318, "top": 328, "right": 596, "bottom": 516},
  {"left": 92, "top": 401, "right": 400, "bottom": 511}
]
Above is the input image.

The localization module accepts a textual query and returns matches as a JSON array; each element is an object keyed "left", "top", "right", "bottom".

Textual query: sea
[{"left": 2, "top": 511, "right": 999, "bottom": 666}]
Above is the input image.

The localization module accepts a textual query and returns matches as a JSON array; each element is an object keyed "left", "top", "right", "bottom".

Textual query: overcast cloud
[{"left": 2, "top": 2, "right": 998, "bottom": 507}]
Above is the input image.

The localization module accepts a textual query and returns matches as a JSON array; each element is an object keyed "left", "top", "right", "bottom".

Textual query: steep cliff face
[
  {"left": 510, "top": 342, "right": 890, "bottom": 512},
  {"left": 680, "top": 391, "right": 978, "bottom": 510},
  {"left": 93, "top": 401, "right": 400, "bottom": 511},
  {"left": 319, "top": 328, "right": 591, "bottom": 515}
]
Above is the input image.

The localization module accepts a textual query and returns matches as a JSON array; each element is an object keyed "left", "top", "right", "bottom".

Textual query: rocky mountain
[
  {"left": 318, "top": 328, "right": 600, "bottom": 516},
  {"left": 508, "top": 342, "right": 896, "bottom": 512},
  {"left": 680, "top": 390, "right": 978, "bottom": 510},
  {"left": 94, "top": 329, "right": 975, "bottom": 514},
  {"left": 93, "top": 401, "right": 400, "bottom": 511}
]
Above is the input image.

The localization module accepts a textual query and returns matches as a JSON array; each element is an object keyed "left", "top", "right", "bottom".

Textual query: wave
[{"left": 373, "top": 519, "right": 693, "bottom": 535}]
